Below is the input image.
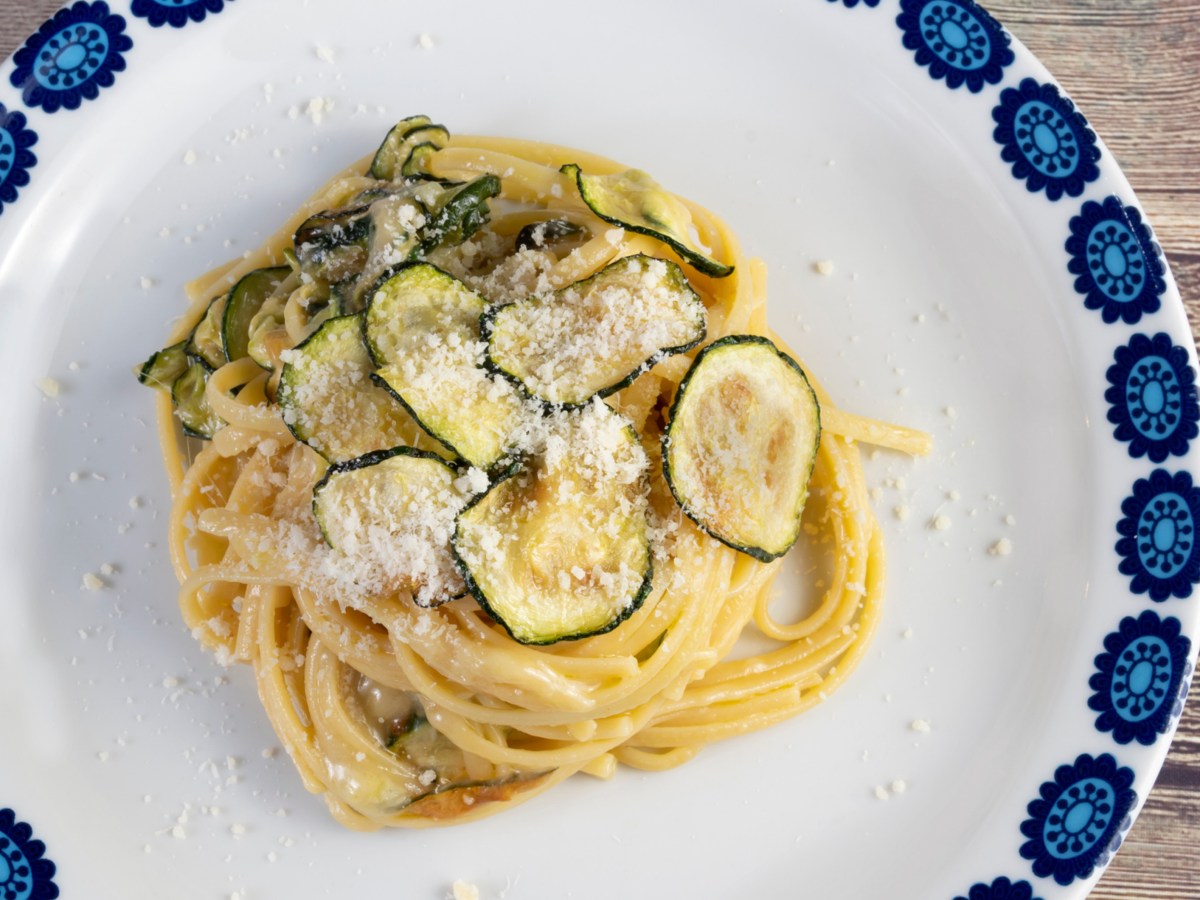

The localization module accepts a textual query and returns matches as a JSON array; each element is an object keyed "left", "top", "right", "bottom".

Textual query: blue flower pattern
[
  {"left": 1116, "top": 469, "right": 1200, "bottom": 601},
  {"left": 992, "top": 78, "right": 1101, "bottom": 200},
  {"left": 1066, "top": 196, "right": 1166, "bottom": 324},
  {"left": 9, "top": 2, "right": 132, "bottom": 113},
  {"left": 131, "top": 0, "right": 233, "bottom": 29},
  {"left": 1019, "top": 754, "right": 1137, "bottom": 886},
  {"left": 0, "top": 809, "right": 58, "bottom": 900},
  {"left": 827, "top": 0, "right": 881, "bottom": 7},
  {"left": 0, "top": 106, "right": 37, "bottom": 217},
  {"left": 953, "top": 876, "right": 1043, "bottom": 900},
  {"left": 1090, "top": 611, "right": 1192, "bottom": 746},
  {"left": 1106, "top": 333, "right": 1199, "bottom": 462},
  {"left": 897, "top": 0, "right": 1013, "bottom": 92}
]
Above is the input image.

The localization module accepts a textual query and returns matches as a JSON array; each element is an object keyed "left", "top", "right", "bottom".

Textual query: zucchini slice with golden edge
[
  {"left": 484, "top": 253, "right": 706, "bottom": 406},
  {"left": 453, "top": 402, "right": 653, "bottom": 644},
  {"left": 365, "top": 263, "right": 530, "bottom": 470},
  {"left": 560, "top": 164, "right": 733, "bottom": 278},
  {"left": 312, "top": 447, "right": 468, "bottom": 607},
  {"left": 369, "top": 116, "right": 448, "bottom": 181},
  {"left": 663, "top": 335, "right": 820, "bottom": 561},
  {"left": 278, "top": 314, "right": 419, "bottom": 463},
  {"left": 172, "top": 357, "right": 222, "bottom": 439},
  {"left": 221, "top": 266, "right": 290, "bottom": 363}
]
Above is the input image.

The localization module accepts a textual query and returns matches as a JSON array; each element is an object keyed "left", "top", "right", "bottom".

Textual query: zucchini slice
[
  {"left": 350, "top": 193, "right": 428, "bottom": 312},
  {"left": 453, "top": 402, "right": 653, "bottom": 644},
  {"left": 485, "top": 254, "right": 706, "bottom": 406},
  {"left": 172, "top": 357, "right": 222, "bottom": 439},
  {"left": 400, "top": 142, "right": 441, "bottom": 179},
  {"left": 369, "top": 116, "right": 449, "bottom": 181},
  {"left": 246, "top": 297, "right": 289, "bottom": 371},
  {"left": 561, "top": 164, "right": 733, "bottom": 278},
  {"left": 419, "top": 174, "right": 501, "bottom": 252},
  {"left": 278, "top": 314, "right": 420, "bottom": 463},
  {"left": 515, "top": 218, "right": 586, "bottom": 254},
  {"left": 221, "top": 266, "right": 290, "bottom": 363},
  {"left": 663, "top": 335, "right": 820, "bottom": 561},
  {"left": 312, "top": 447, "right": 467, "bottom": 607},
  {"left": 365, "top": 263, "right": 529, "bottom": 470},
  {"left": 294, "top": 205, "right": 373, "bottom": 283},
  {"left": 186, "top": 295, "right": 228, "bottom": 370},
  {"left": 138, "top": 340, "right": 189, "bottom": 391}
]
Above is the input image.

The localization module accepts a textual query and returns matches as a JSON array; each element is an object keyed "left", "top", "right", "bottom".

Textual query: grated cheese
[
  {"left": 490, "top": 256, "right": 703, "bottom": 404},
  {"left": 35, "top": 377, "right": 61, "bottom": 398}
]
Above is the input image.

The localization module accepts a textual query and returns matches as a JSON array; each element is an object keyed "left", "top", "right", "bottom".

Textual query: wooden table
[{"left": 1, "top": 1, "right": 1195, "bottom": 896}]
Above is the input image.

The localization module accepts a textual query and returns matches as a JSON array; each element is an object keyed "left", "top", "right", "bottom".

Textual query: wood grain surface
[{"left": 0, "top": 1, "right": 1195, "bottom": 897}]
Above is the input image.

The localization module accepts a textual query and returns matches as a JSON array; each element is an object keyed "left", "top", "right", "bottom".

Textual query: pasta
[{"left": 142, "top": 123, "right": 931, "bottom": 829}]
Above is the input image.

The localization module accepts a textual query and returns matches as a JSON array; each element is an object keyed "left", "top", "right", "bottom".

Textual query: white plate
[{"left": 0, "top": 2, "right": 1195, "bottom": 899}]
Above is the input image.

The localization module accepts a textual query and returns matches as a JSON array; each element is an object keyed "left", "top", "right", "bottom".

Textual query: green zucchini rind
[
  {"left": 138, "top": 340, "right": 189, "bottom": 391},
  {"left": 172, "top": 357, "right": 222, "bottom": 439},
  {"left": 278, "top": 313, "right": 420, "bottom": 464},
  {"left": 365, "top": 262, "right": 530, "bottom": 470},
  {"left": 452, "top": 404, "right": 653, "bottom": 645},
  {"left": 484, "top": 254, "right": 707, "bottom": 407},
  {"left": 312, "top": 446, "right": 468, "bottom": 607},
  {"left": 369, "top": 116, "right": 449, "bottom": 181},
  {"left": 560, "top": 164, "right": 733, "bottom": 278},
  {"left": 401, "top": 142, "right": 441, "bottom": 179},
  {"left": 221, "top": 266, "right": 290, "bottom": 363},
  {"left": 663, "top": 335, "right": 820, "bottom": 562}
]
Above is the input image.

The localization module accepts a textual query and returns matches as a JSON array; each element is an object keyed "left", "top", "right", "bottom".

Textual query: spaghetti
[{"left": 143, "top": 124, "right": 931, "bottom": 829}]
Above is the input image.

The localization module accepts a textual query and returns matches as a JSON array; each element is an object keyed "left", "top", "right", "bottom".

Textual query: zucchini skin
[
  {"left": 312, "top": 445, "right": 468, "bottom": 607},
  {"left": 172, "top": 355, "right": 222, "bottom": 440},
  {"left": 186, "top": 295, "right": 229, "bottom": 370},
  {"left": 480, "top": 253, "right": 707, "bottom": 408},
  {"left": 362, "top": 261, "right": 531, "bottom": 472},
  {"left": 366, "top": 370, "right": 476, "bottom": 465},
  {"left": 450, "top": 461, "right": 655, "bottom": 645},
  {"left": 369, "top": 117, "right": 446, "bottom": 181},
  {"left": 364, "top": 368, "right": 541, "bottom": 477},
  {"left": 662, "top": 334, "right": 821, "bottom": 563},
  {"left": 221, "top": 265, "right": 290, "bottom": 363},
  {"left": 514, "top": 218, "right": 584, "bottom": 252},
  {"left": 420, "top": 174, "right": 501, "bottom": 252},
  {"left": 561, "top": 164, "right": 734, "bottom": 279},
  {"left": 311, "top": 444, "right": 460, "bottom": 541},
  {"left": 138, "top": 340, "right": 189, "bottom": 390},
  {"left": 277, "top": 312, "right": 415, "bottom": 463}
]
